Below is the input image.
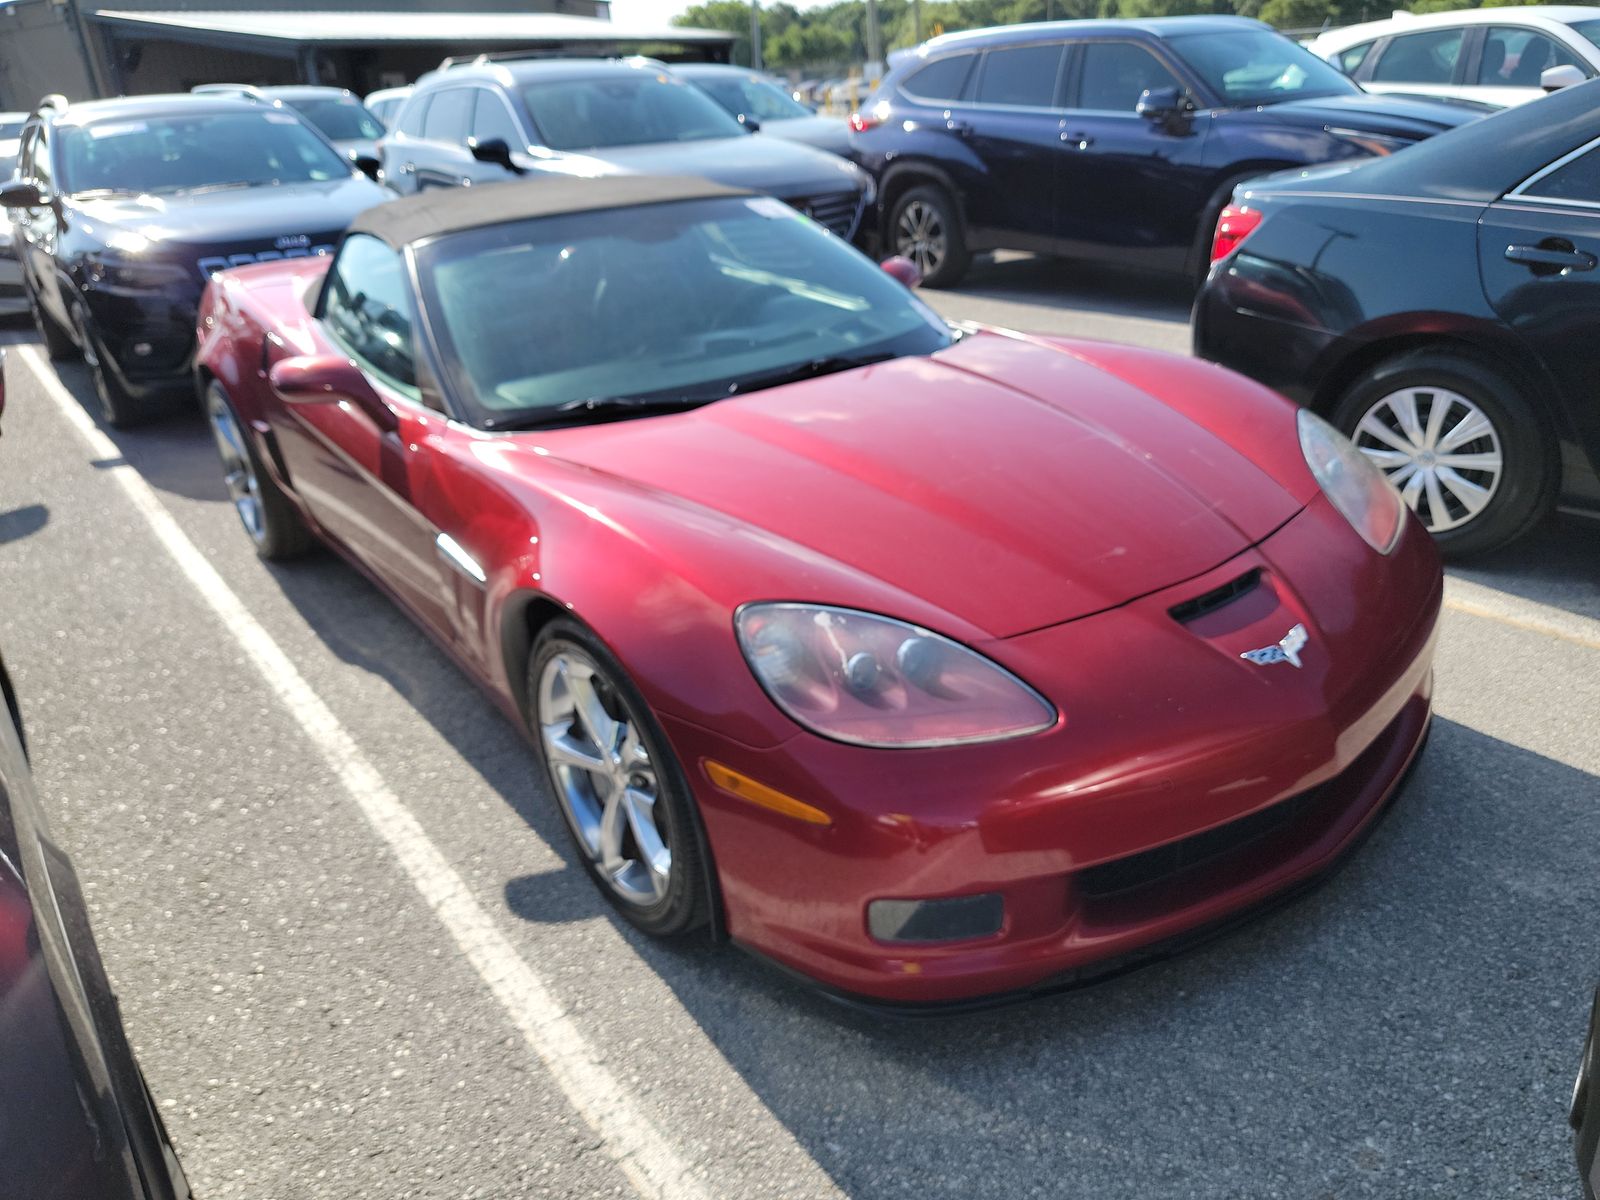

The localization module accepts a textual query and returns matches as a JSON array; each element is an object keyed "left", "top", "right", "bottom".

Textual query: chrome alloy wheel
[
  {"left": 205, "top": 387, "right": 266, "bottom": 544},
  {"left": 895, "top": 199, "right": 946, "bottom": 280},
  {"left": 1352, "top": 386, "right": 1504, "bottom": 534},
  {"left": 537, "top": 651, "right": 670, "bottom": 907}
]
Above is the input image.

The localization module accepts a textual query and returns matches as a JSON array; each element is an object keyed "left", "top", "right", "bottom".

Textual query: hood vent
[{"left": 1169, "top": 569, "right": 1261, "bottom": 625}]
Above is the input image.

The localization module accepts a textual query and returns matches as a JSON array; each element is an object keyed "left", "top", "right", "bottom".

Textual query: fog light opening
[{"left": 868, "top": 893, "right": 1004, "bottom": 944}]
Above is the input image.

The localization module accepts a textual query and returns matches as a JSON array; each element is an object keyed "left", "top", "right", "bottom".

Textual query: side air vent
[{"left": 1168, "top": 569, "right": 1261, "bottom": 624}]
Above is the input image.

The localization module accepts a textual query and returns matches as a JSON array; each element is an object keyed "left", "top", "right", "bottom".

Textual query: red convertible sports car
[{"left": 195, "top": 176, "right": 1442, "bottom": 1008}]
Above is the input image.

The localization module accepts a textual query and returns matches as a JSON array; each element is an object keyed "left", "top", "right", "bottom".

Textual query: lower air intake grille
[{"left": 789, "top": 191, "right": 862, "bottom": 240}]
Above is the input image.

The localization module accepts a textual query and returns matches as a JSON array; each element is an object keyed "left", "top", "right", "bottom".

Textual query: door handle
[
  {"left": 945, "top": 119, "right": 972, "bottom": 135},
  {"left": 1060, "top": 131, "right": 1095, "bottom": 149},
  {"left": 1504, "top": 241, "right": 1596, "bottom": 273},
  {"left": 400, "top": 162, "right": 416, "bottom": 174}
]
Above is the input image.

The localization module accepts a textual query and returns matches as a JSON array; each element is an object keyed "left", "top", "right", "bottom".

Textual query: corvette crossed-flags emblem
[{"left": 1240, "top": 624, "right": 1309, "bottom": 669}]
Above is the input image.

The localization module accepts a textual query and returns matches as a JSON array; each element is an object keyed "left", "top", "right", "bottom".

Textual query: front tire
[
  {"left": 1331, "top": 350, "right": 1556, "bottom": 558},
  {"left": 204, "top": 380, "right": 313, "bottom": 561},
  {"left": 889, "top": 184, "right": 970, "bottom": 288},
  {"left": 71, "top": 299, "right": 145, "bottom": 429},
  {"left": 529, "top": 619, "right": 708, "bottom": 936},
  {"left": 28, "top": 283, "right": 76, "bottom": 361}
]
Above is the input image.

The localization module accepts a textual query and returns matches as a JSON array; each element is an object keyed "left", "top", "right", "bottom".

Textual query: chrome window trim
[{"left": 1507, "top": 132, "right": 1600, "bottom": 201}]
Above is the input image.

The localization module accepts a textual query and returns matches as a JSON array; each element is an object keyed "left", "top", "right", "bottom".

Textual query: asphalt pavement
[{"left": 0, "top": 255, "right": 1596, "bottom": 1200}]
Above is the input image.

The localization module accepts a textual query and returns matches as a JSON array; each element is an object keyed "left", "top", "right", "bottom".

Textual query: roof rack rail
[
  {"left": 435, "top": 50, "right": 670, "bottom": 71},
  {"left": 191, "top": 83, "right": 270, "bottom": 102}
]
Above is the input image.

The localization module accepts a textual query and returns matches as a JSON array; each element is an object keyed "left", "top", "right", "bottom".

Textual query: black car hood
[
  {"left": 528, "top": 135, "right": 866, "bottom": 199},
  {"left": 759, "top": 115, "right": 854, "bottom": 158},
  {"left": 72, "top": 174, "right": 388, "bottom": 246},
  {"left": 1256, "top": 91, "right": 1491, "bottom": 139}
]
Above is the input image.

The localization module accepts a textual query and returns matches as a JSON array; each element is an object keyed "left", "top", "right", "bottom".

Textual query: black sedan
[
  {"left": 0, "top": 632, "right": 191, "bottom": 1199},
  {"left": 1193, "top": 79, "right": 1600, "bottom": 557}
]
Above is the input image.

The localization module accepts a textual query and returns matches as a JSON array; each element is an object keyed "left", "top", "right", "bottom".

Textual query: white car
[
  {"left": 1308, "top": 6, "right": 1600, "bottom": 107},
  {"left": 365, "top": 85, "right": 412, "bottom": 129}
]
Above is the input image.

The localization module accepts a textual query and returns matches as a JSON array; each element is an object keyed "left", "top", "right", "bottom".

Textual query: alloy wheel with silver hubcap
[
  {"left": 206, "top": 385, "right": 266, "bottom": 545},
  {"left": 537, "top": 649, "right": 672, "bottom": 908},
  {"left": 895, "top": 199, "right": 947, "bottom": 281},
  {"left": 1351, "top": 385, "right": 1503, "bottom": 534}
]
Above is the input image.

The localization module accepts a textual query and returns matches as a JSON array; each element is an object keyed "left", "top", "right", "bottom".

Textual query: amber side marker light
[{"left": 703, "top": 761, "right": 832, "bottom": 827}]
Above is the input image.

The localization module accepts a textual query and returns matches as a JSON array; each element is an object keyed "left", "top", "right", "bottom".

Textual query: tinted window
[
  {"left": 1337, "top": 41, "right": 1374, "bottom": 75},
  {"left": 59, "top": 112, "right": 348, "bottom": 195},
  {"left": 1077, "top": 42, "right": 1181, "bottom": 112},
  {"left": 975, "top": 44, "right": 1064, "bottom": 107},
  {"left": 1575, "top": 19, "right": 1600, "bottom": 50},
  {"left": 522, "top": 74, "right": 743, "bottom": 150},
  {"left": 1478, "top": 27, "right": 1586, "bottom": 87},
  {"left": 902, "top": 54, "right": 975, "bottom": 101},
  {"left": 417, "top": 197, "right": 950, "bottom": 429},
  {"left": 688, "top": 72, "right": 810, "bottom": 120},
  {"left": 1522, "top": 146, "right": 1600, "bottom": 204},
  {"left": 396, "top": 94, "right": 430, "bottom": 136},
  {"left": 1167, "top": 29, "right": 1356, "bottom": 103},
  {"left": 286, "top": 96, "right": 384, "bottom": 141},
  {"left": 470, "top": 90, "right": 524, "bottom": 146},
  {"left": 322, "top": 235, "right": 419, "bottom": 394},
  {"left": 423, "top": 88, "right": 474, "bottom": 143},
  {"left": 1370, "top": 28, "right": 1464, "bottom": 85}
]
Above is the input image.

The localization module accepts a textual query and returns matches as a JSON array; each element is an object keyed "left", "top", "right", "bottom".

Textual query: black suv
[
  {"left": 380, "top": 57, "right": 873, "bottom": 241},
  {"left": 2, "top": 94, "right": 388, "bottom": 426},
  {"left": 850, "top": 16, "right": 1491, "bottom": 286}
]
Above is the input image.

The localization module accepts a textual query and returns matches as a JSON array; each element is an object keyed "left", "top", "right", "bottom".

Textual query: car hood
[
  {"left": 538, "top": 332, "right": 1304, "bottom": 637},
  {"left": 332, "top": 137, "right": 379, "bottom": 162},
  {"left": 759, "top": 115, "right": 854, "bottom": 158},
  {"left": 71, "top": 174, "right": 388, "bottom": 245},
  {"left": 1259, "top": 90, "right": 1491, "bottom": 138},
  {"left": 564, "top": 135, "right": 865, "bottom": 199}
]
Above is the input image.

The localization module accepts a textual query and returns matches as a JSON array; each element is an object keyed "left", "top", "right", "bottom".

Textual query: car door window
[
  {"left": 974, "top": 44, "right": 1065, "bottom": 108},
  {"left": 1369, "top": 28, "right": 1464, "bottom": 85},
  {"left": 1519, "top": 144, "right": 1600, "bottom": 205},
  {"left": 1337, "top": 41, "right": 1374, "bottom": 76},
  {"left": 470, "top": 89, "right": 524, "bottom": 147},
  {"left": 321, "top": 235, "right": 423, "bottom": 400},
  {"left": 1077, "top": 42, "right": 1181, "bottom": 113},
  {"left": 1478, "top": 27, "right": 1587, "bottom": 87},
  {"left": 901, "top": 53, "right": 977, "bottom": 102},
  {"left": 422, "top": 88, "right": 473, "bottom": 144},
  {"left": 396, "top": 94, "right": 430, "bottom": 137}
]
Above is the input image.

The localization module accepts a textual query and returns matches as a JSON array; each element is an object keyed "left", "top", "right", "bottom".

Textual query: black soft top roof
[
  {"left": 1324, "top": 79, "right": 1600, "bottom": 202},
  {"left": 349, "top": 175, "right": 750, "bottom": 248}
]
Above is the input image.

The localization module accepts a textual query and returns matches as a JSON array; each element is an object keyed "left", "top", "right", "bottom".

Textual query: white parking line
[{"left": 15, "top": 345, "right": 714, "bottom": 1200}]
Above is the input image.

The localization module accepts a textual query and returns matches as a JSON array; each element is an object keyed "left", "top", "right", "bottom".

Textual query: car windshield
[
  {"left": 59, "top": 111, "right": 353, "bottom": 195},
  {"left": 285, "top": 96, "right": 384, "bottom": 141},
  {"left": 418, "top": 196, "right": 952, "bottom": 429},
  {"left": 522, "top": 73, "right": 746, "bottom": 150},
  {"left": 1572, "top": 19, "right": 1600, "bottom": 50},
  {"left": 690, "top": 73, "right": 812, "bottom": 121},
  {"left": 1169, "top": 29, "right": 1359, "bottom": 105}
]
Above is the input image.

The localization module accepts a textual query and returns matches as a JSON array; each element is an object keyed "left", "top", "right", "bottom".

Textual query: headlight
[
  {"left": 1327, "top": 127, "right": 1413, "bottom": 158},
  {"left": 1298, "top": 409, "right": 1404, "bottom": 554},
  {"left": 735, "top": 603, "right": 1056, "bottom": 748}
]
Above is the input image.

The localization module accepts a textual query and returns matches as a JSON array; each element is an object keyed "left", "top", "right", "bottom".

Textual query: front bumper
[
  {"left": 669, "top": 494, "right": 1443, "bottom": 1005},
  {"left": 80, "top": 283, "right": 203, "bottom": 399}
]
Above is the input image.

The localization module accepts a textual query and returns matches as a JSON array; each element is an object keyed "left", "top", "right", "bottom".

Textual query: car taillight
[
  {"left": 848, "top": 111, "right": 879, "bottom": 133},
  {"left": 1210, "top": 204, "right": 1262, "bottom": 263}
]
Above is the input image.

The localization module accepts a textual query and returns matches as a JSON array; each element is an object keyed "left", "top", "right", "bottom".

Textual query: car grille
[{"left": 787, "top": 190, "right": 862, "bottom": 240}]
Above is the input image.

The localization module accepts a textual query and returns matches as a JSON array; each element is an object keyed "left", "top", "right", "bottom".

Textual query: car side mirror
[
  {"left": 353, "top": 154, "right": 381, "bottom": 181},
  {"left": 469, "top": 136, "right": 526, "bottom": 175},
  {"left": 0, "top": 179, "right": 44, "bottom": 208},
  {"left": 1541, "top": 64, "right": 1586, "bottom": 92},
  {"left": 738, "top": 114, "right": 762, "bottom": 133},
  {"left": 269, "top": 353, "right": 397, "bottom": 434},
  {"left": 880, "top": 255, "right": 922, "bottom": 288},
  {"left": 1136, "top": 86, "right": 1186, "bottom": 123}
]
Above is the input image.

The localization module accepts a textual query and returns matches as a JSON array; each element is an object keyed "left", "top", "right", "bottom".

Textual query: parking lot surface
[{"left": 1, "top": 259, "right": 1596, "bottom": 1199}]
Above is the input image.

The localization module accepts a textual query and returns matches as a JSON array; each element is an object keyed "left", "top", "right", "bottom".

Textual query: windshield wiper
[
  {"left": 484, "top": 393, "right": 721, "bottom": 431},
  {"left": 172, "top": 180, "right": 262, "bottom": 196},
  {"left": 725, "top": 351, "right": 899, "bottom": 397}
]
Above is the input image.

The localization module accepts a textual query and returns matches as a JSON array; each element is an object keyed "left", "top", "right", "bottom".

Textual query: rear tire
[
  {"left": 1330, "top": 350, "right": 1556, "bottom": 558},
  {"left": 889, "top": 184, "right": 970, "bottom": 288},
  {"left": 204, "top": 380, "right": 313, "bottom": 561},
  {"left": 529, "top": 618, "right": 709, "bottom": 937}
]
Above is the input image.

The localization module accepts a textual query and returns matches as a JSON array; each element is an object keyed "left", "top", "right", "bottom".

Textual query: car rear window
[
  {"left": 901, "top": 53, "right": 975, "bottom": 102},
  {"left": 975, "top": 44, "right": 1064, "bottom": 108}
]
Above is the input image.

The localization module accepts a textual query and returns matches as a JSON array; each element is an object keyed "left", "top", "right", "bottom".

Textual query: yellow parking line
[{"left": 1443, "top": 588, "right": 1600, "bottom": 654}]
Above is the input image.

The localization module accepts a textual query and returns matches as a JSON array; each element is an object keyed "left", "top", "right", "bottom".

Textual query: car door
[
  {"left": 958, "top": 41, "right": 1067, "bottom": 246},
  {"left": 272, "top": 234, "right": 459, "bottom": 638},
  {"left": 462, "top": 86, "right": 534, "bottom": 184},
  {"left": 1054, "top": 38, "right": 1212, "bottom": 274},
  {"left": 411, "top": 87, "right": 477, "bottom": 190},
  {"left": 1479, "top": 139, "right": 1600, "bottom": 503},
  {"left": 1465, "top": 25, "right": 1595, "bottom": 107},
  {"left": 1356, "top": 26, "right": 1468, "bottom": 100}
]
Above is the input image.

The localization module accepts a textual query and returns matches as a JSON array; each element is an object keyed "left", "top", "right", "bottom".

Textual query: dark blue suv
[{"left": 850, "top": 16, "right": 1489, "bottom": 286}]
